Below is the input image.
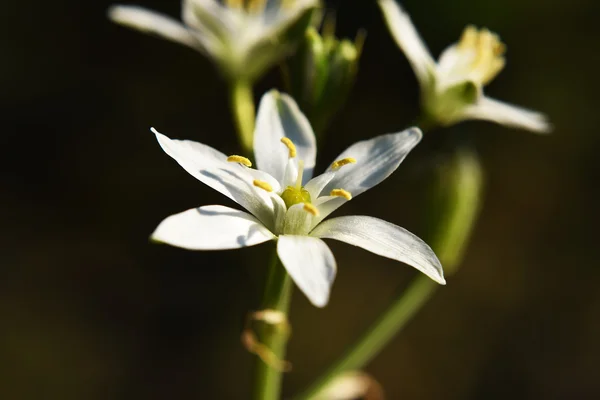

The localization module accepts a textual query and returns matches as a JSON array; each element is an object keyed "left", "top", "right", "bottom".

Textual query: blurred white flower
[
  {"left": 151, "top": 90, "right": 445, "bottom": 307},
  {"left": 109, "top": 0, "right": 319, "bottom": 82},
  {"left": 378, "top": 0, "right": 551, "bottom": 133}
]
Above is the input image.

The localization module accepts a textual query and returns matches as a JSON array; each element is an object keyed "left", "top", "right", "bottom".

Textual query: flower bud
[{"left": 285, "top": 20, "right": 364, "bottom": 134}]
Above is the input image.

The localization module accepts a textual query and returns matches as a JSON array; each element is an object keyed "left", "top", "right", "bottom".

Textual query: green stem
[
  {"left": 229, "top": 79, "right": 255, "bottom": 156},
  {"left": 295, "top": 274, "right": 437, "bottom": 400},
  {"left": 253, "top": 252, "right": 294, "bottom": 400},
  {"left": 295, "top": 147, "right": 484, "bottom": 400}
]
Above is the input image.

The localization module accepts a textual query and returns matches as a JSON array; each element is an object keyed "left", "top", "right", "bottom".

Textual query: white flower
[
  {"left": 151, "top": 90, "right": 445, "bottom": 307},
  {"left": 108, "top": 0, "right": 319, "bottom": 82},
  {"left": 378, "top": 0, "right": 551, "bottom": 133}
]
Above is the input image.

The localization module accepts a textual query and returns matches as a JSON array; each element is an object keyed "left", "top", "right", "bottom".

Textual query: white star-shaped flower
[
  {"left": 109, "top": 0, "right": 318, "bottom": 82},
  {"left": 378, "top": 0, "right": 551, "bottom": 133},
  {"left": 151, "top": 90, "right": 445, "bottom": 307}
]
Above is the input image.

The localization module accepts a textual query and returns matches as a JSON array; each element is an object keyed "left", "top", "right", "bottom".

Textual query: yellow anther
[
  {"left": 224, "top": 0, "right": 243, "bottom": 8},
  {"left": 458, "top": 25, "right": 478, "bottom": 49},
  {"left": 280, "top": 137, "right": 297, "bottom": 158},
  {"left": 253, "top": 180, "right": 273, "bottom": 192},
  {"left": 227, "top": 155, "right": 252, "bottom": 167},
  {"left": 246, "top": 0, "right": 266, "bottom": 13},
  {"left": 331, "top": 157, "right": 357, "bottom": 170},
  {"left": 330, "top": 189, "right": 352, "bottom": 200},
  {"left": 303, "top": 203, "right": 319, "bottom": 216}
]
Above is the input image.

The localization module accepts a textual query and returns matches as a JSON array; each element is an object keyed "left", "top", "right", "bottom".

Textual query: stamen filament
[
  {"left": 280, "top": 137, "right": 297, "bottom": 158},
  {"left": 253, "top": 180, "right": 273, "bottom": 192},
  {"left": 227, "top": 155, "right": 252, "bottom": 167},
  {"left": 295, "top": 160, "right": 304, "bottom": 189},
  {"left": 331, "top": 157, "right": 357, "bottom": 170},
  {"left": 330, "top": 189, "right": 352, "bottom": 200},
  {"left": 303, "top": 203, "right": 319, "bottom": 216}
]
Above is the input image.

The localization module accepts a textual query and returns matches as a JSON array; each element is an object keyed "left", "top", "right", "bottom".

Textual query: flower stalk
[
  {"left": 295, "top": 146, "right": 484, "bottom": 400},
  {"left": 253, "top": 253, "right": 294, "bottom": 400},
  {"left": 230, "top": 79, "right": 256, "bottom": 156}
]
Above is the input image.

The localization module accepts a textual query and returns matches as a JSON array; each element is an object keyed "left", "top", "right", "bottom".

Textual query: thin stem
[
  {"left": 229, "top": 79, "right": 255, "bottom": 156},
  {"left": 253, "top": 251, "right": 294, "bottom": 400},
  {"left": 294, "top": 147, "right": 484, "bottom": 400}
]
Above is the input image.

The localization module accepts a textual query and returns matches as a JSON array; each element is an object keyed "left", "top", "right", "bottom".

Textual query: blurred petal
[
  {"left": 108, "top": 5, "right": 203, "bottom": 51},
  {"left": 277, "top": 235, "right": 337, "bottom": 307},
  {"left": 152, "top": 205, "right": 275, "bottom": 250},
  {"left": 320, "top": 128, "right": 422, "bottom": 218},
  {"left": 462, "top": 96, "right": 552, "bottom": 133},
  {"left": 254, "top": 91, "right": 317, "bottom": 184},
  {"left": 153, "top": 128, "right": 283, "bottom": 230},
  {"left": 311, "top": 216, "right": 446, "bottom": 284},
  {"left": 378, "top": 0, "right": 436, "bottom": 85}
]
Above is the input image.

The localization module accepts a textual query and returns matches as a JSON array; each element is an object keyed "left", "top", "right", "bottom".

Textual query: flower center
[{"left": 455, "top": 25, "right": 506, "bottom": 86}]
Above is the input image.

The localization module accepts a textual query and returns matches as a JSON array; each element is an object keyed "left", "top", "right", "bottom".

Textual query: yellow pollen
[
  {"left": 280, "top": 137, "right": 297, "bottom": 158},
  {"left": 330, "top": 189, "right": 352, "bottom": 200},
  {"left": 303, "top": 203, "right": 319, "bottom": 216},
  {"left": 227, "top": 155, "right": 252, "bottom": 167},
  {"left": 253, "top": 180, "right": 273, "bottom": 192},
  {"left": 331, "top": 157, "right": 357, "bottom": 170}
]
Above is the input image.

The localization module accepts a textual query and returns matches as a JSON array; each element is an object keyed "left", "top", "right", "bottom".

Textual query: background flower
[
  {"left": 378, "top": 0, "right": 551, "bottom": 133},
  {"left": 109, "top": 0, "right": 319, "bottom": 82}
]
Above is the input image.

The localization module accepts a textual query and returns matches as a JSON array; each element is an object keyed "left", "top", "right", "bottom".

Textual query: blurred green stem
[
  {"left": 295, "top": 146, "right": 484, "bottom": 400},
  {"left": 230, "top": 79, "right": 255, "bottom": 156},
  {"left": 253, "top": 252, "right": 294, "bottom": 400}
]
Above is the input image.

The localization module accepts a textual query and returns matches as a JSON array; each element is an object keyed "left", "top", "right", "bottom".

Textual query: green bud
[{"left": 285, "top": 17, "right": 364, "bottom": 135}]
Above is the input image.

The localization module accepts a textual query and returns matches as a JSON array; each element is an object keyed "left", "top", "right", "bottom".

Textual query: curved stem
[
  {"left": 295, "top": 275, "right": 437, "bottom": 400},
  {"left": 253, "top": 252, "right": 294, "bottom": 400},
  {"left": 229, "top": 79, "right": 256, "bottom": 156},
  {"left": 295, "top": 147, "right": 484, "bottom": 400}
]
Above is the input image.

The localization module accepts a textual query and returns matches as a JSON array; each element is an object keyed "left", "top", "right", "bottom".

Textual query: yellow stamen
[
  {"left": 303, "top": 203, "right": 319, "bottom": 216},
  {"left": 456, "top": 26, "right": 506, "bottom": 86},
  {"left": 330, "top": 189, "right": 352, "bottom": 200},
  {"left": 331, "top": 157, "right": 357, "bottom": 170},
  {"left": 295, "top": 160, "right": 304, "bottom": 189},
  {"left": 246, "top": 0, "right": 266, "bottom": 13},
  {"left": 224, "top": 0, "right": 243, "bottom": 8},
  {"left": 280, "top": 137, "right": 297, "bottom": 158},
  {"left": 227, "top": 155, "right": 252, "bottom": 167},
  {"left": 253, "top": 179, "right": 273, "bottom": 192},
  {"left": 458, "top": 25, "right": 478, "bottom": 49}
]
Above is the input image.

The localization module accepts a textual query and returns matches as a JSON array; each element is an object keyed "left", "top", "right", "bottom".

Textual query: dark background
[{"left": 3, "top": 0, "right": 599, "bottom": 398}]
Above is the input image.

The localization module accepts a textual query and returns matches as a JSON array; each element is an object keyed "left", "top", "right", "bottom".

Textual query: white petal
[
  {"left": 304, "top": 171, "right": 336, "bottom": 199},
  {"left": 462, "top": 96, "right": 552, "bottom": 133},
  {"left": 378, "top": 0, "right": 437, "bottom": 86},
  {"left": 311, "top": 216, "right": 445, "bottom": 284},
  {"left": 153, "top": 128, "right": 283, "bottom": 231},
  {"left": 108, "top": 5, "right": 203, "bottom": 52},
  {"left": 320, "top": 128, "right": 422, "bottom": 218},
  {"left": 310, "top": 195, "right": 347, "bottom": 229},
  {"left": 253, "top": 91, "right": 317, "bottom": 184},
  {"left": 277, "top": 235, "right": 337, "bottom": 307},
  {"left": 152, "top": 205, "right": 275, "bottom": 250}
]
